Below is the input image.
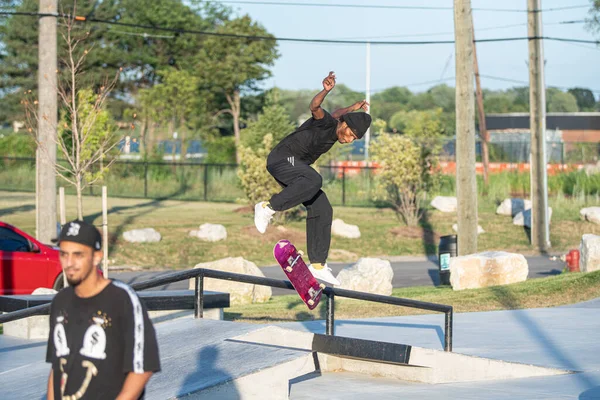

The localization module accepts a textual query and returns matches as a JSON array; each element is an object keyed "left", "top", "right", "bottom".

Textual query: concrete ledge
[
  {"left": 1, "top": 290, "right": 229, "bottom": 339},
  {"left": 233, "top": 326, "right": 572, "bottom": 384},
  {"left": 184, "top": 355, "right": 316, "bottom": 399}
]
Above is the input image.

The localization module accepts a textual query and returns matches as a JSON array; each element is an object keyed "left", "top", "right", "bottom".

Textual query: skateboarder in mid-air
[{"left": 254, "top": 71, "right": 372, "bottom": 286}]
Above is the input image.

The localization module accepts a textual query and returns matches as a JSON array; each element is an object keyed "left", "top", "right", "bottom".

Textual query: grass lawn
[
  {"left": 1, "top": 190, "right": 599, "bottom": 268},
  {"left": 225, "top": 270, "right": 600, "bottom": 323}
]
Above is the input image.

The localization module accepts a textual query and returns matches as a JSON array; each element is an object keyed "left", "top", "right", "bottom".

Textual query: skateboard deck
[{"left": 273, "top": 239, "right": 325, "bottom": 310}]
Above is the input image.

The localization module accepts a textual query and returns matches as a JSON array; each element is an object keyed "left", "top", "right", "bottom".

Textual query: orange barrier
[{"left": 330, "top": 160, "right": 583, "bottom": 177}]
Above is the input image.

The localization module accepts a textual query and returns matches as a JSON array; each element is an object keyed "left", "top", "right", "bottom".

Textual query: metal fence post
[
  {"left": 144, "top": 161, "right": 148, "bottom": 198},
  {"left": 203, "top": 164, "right": 208, "bottom": 201},
  {"left": 326, "top": 292, "right": 335, "bottom": 336},
  {"left": 342, "top": 167, "right": 346, "bottom": 206},
  {"left": 194, "top": 273, "right": 204, "bottom": 319}
]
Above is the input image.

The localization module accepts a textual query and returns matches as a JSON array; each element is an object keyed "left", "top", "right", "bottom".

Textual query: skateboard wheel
[
  {"left": 319, "top": 283, "right": 326, "bottom": 289},
  {"left": 285, "top": 267, "right": 293, "bottom": 273},
  {"left": 308, "top": 299, "right": 315, "bottom": 306}
]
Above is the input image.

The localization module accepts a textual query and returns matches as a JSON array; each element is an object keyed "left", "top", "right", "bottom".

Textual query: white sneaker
[
  {"left": 308, "top": 263, "right": 340, "bottom": 286},
  {"left": 254, "top": 201, "right": 276, "bottom": 234}
]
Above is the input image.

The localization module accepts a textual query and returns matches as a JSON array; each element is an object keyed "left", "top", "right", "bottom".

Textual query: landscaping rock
[
  {"left": 580, "top": 234, "right": 600, "bottom": 273},
  {"left": 335, "top": 258, "right": 393, "bottom": 295},
  {"left": 496, "top": 198, "right": 531, "bottom": 217},
  {"left": 584, "top": 161, "right": 600, "bottom": 176},
  {"left": 331, "top": 219, "right": 361, "bottom": 239},
  {"left": 513, "top": 208, "right": 553, "bottom": 228},
  {"left": 450, "top": 251, "right": 529, "bottom": 291},
  {"left": 580, "top": 207, "right": 600, "bottom": 225},
  {"left": 190, "top": 223, "right": 227, "bottom": 242},
  {"left": 189, "top": 257, "right": 271, "bottom": 305},
  {"left": 123, "top": 228, "right": 161, "bottom": 243},
  {"left": 431, "top": 196, "right": 457, "bottom": 213}
]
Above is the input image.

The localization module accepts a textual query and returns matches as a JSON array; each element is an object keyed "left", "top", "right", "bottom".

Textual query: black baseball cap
[
  {"left": 341, "top": 112, "right": 372, "bottom": 139},
  {"left": 53, "top": 220, "right": 102, "bottom": 251}
]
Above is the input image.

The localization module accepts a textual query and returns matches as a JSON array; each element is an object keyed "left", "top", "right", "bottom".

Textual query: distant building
[{"left": 483, "top": 112, "right": 600, "bottom": 163}]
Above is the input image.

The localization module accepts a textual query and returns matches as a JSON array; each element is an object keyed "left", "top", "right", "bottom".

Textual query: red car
[{"left": 0, "top": 221, "right": 64, "bottom": 294}]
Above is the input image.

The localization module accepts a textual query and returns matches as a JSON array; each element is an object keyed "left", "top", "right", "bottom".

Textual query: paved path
[{"left": 111, "top": 255, "right": 565, "bottom": 295}]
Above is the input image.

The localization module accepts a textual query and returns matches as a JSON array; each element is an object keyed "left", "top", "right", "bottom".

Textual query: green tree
[
  {"left": 588, "top": 0, "right": 600, "bottom": 37},
  {"left": 23, "top": 14, "right": 121, "bottom": 219},
  {"left": 196, "top": 15, "right": 279, "bottom": 163},
  {"left": 0, "top": 0, "right": 228, "bottom": 123},
  {"left": 370, "top": 86, "right": 413, "bottom": 122},
  {"left": 547, "top": 88, "right": 579, "bottom": 112},
  {"left": 371, "top": 135, "right": 425, "bottom": 226},
  {"left": 240, "top": 90, "right": 295, "bottom": 151},
  {"left": 372, "top": 109, "right": 443, "bottom": 225},
  {"left": 138, "top": 68, "right": 207, "bottom": 158},
  {"left": 238, "top": 134, "right": 280, "bottom": 206},
  {"left": 568, "top": 88, "right": 596, "bottom": 111}
]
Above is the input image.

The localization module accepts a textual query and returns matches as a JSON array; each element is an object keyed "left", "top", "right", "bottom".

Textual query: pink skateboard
[{"left": 273, "top": 239, "right": 325, "bottom": 310}]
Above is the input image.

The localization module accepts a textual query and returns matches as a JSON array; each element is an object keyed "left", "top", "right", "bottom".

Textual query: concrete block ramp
[{"left": 233, "top": 326, "right": 571, "bottom": 386}]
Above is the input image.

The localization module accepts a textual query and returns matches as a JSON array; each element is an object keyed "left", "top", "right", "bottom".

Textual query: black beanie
[{"left": 341, "top": 112, "right": 372, "bottom": 139}]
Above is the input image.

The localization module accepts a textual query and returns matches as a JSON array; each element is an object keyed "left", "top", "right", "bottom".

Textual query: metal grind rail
[{"left": 0, "top": 268, "right": 453, "bottom": 351}]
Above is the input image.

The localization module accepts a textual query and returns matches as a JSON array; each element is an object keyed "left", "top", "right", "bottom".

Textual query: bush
[
  {"left": 204, "top": 136, "right": 236, "bottom": 164},
  {"left": 371, "top": 134, "right": 427, "bottom": 226},
  {"left": 238, "top": 134, "right": 280, "bottom": 205},
  {"left": 0, "top": 132, "right": 36, "bottom": 157}
]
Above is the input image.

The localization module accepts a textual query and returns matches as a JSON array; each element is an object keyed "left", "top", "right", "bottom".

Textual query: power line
[
  {"left": 202, "top": 1, "right": 591, "bottom": 13},
  {"left": 333, "top": 20, "right": 586, "bottom": 41},
  {"left": 481, "top": 74, "right": 600, "bottom": 94},
  {"left": 0, "top": 11, "right": 597, "bottom": 46}
]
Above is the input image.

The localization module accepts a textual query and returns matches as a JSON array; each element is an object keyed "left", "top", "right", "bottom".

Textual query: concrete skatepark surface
[{"left": 0, "top": 298, "right": 599, "bottom": 399}]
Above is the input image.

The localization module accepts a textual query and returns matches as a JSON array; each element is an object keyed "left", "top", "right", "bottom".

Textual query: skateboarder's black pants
[{"left": 266, "top": 158, "right": 332, "bottom": 265}]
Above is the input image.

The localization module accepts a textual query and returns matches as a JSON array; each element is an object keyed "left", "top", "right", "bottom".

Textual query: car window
[{"left": 0, "top": 227, "right": 31, "bottom": 252}]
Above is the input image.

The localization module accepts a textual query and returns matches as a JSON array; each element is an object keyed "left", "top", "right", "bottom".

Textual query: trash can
[{"left": 438, "top": 235, "right": 457, "bottom": 285}]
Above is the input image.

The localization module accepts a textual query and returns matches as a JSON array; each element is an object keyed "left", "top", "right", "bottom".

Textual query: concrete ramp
[
  {"left": 146, "top": 318, "right": 317, "bottom": 399},
  {"left": 233, "top": 326, "right": 571, "bottom": 385}
]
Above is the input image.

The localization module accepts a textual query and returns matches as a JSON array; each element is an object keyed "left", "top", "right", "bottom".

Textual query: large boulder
[
  {"left": 580, "top": 234, "right": 600, "bottom": 272},
  {"left": 331, "top": 219, "right": 361, "bottom": 239},
  {"left": 580, "top": 207, "right": 600, "bottom": 225},
  {"left": 190, "top": 223, "right": 227, "bottom": 242},
  {"left": 431, "top": 196, "right": 457, "bottom": 213},
  {"left": 496, "top": 198, "right": 531, "bottom": 217},
  {"left": 449, "top": 251, "right": 529, "bottom": 291},
  {"left": 513, "top": 208, "right": 553, "bottom": 228},
  {"left": 335, "top": 258, "right": 393, "bottom": 295},
  {"left": 123, "top": 228, "right": 161, "bottom": 243},
  {"left": 584, "top": 161, "right": 600, "bottom": 176},
  {"left": 189, "top": 257, "right": 271, "bottom": 305}
]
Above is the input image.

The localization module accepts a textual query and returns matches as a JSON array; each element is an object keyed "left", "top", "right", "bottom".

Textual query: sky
[{"left": 213, "top": 0, "right": 600, "bottom": 98}]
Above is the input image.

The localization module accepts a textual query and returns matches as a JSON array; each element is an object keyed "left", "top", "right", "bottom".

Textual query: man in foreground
[{"left": 46, "top": 220, "right": 160, "bottom": 399}]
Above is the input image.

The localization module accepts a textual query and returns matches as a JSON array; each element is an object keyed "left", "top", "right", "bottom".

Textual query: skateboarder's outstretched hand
[{"left": 323, "top": 71, "right": 336, "bottom": 92}]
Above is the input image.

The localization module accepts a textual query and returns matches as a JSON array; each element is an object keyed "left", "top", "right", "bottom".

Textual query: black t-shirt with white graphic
[
  {"left": 269, "top": 110, "right": 339, "bottom": 165},
  {"left": 46, "top": 281, "right": 160, "bottom": 400}
]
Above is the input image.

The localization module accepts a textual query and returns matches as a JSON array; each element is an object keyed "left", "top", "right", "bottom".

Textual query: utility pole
[
  {"left": 472, "top": 19, "right": 490, "bottom": 186},
  {"left": 454, "top": 0, "right": 478, "bottom": 255},
  {"left": 364, "top": 41, "right": 371, "bottom": 161},
  {"left": 528, "top": 0, "right": 550, "bottom": 251},
  {"left": 37, "top": 0, "right": 58, "bottom": 243}
]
